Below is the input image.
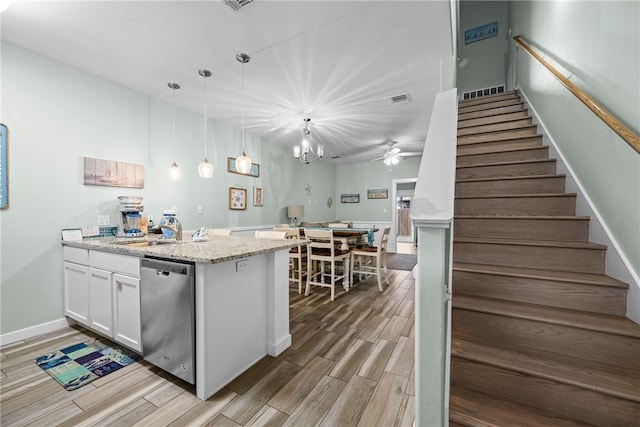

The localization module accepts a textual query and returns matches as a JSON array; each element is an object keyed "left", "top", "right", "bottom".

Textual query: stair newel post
[{"left": 411, "top": 88, "right": 458, "bottom": 426}]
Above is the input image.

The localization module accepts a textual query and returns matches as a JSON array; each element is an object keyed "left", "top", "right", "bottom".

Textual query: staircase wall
[{"left": 518, "top": 87, "right": 640, "bottom": 324}]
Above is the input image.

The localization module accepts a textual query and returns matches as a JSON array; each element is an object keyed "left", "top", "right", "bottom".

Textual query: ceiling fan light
[
  {"left": 391, "top": 156, "right": 400, "bottom": 165},
  {"left": 198, "top": 158, "right": 214, "bottom": 178},
  {"left": 236, "top": 152, "right": 252, "bottom": 174},
  {"left": 383, "top": 157, "right": 392, "bottom": 166}
]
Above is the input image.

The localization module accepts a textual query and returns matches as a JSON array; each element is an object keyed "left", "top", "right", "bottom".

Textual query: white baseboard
[
  {"left": 1, "top": 318, "right": 76, "bottom": 347},
  {"left": 518, "top": 86, "right": 640, "bottom": 323}
]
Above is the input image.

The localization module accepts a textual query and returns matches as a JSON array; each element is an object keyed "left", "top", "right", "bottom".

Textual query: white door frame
[{"left": 389, "top": 177, "right": 417, "bottom": 253}]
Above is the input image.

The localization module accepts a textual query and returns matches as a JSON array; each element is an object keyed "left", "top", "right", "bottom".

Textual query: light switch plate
[
  {"left": 82, "top": 226, "right": 100, "bottom": 237},
  {"left": 97, "top": 215, "right": 110, "bottom": 226}
]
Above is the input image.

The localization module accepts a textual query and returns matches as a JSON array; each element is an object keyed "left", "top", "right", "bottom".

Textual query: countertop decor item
[
  {"left": 167, "top": 82, "right": 182, "bottom": 181},
  {"left": 234, "top": 53, "right": 252, "bottom": 175},
  {"left": 229, "top": 187, "right": 247, "bottom": 210},
  {"left": 197, "top": 69, "right": 214, "bottom": 178}
]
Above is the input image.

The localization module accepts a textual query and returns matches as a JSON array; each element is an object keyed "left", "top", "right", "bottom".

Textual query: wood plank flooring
[{"left": 1, "top": 268, "right": 415, "bottom": 426}]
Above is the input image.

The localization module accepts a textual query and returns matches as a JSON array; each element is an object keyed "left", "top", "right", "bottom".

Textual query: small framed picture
[
  {"left": 340, "top": 193, "right": 360, "bottom": 203},
  {"left": 367, "top": 189, "right": 388, "bottom": 199},
  {"left": 228, "top": 187, "right": 247, "bottom": 210},
  {"left": 227, "top": 157, "right": 260, "bottom": 177},
  {"left": 253, "top": 186, "right": 263, "bottom": 207}
]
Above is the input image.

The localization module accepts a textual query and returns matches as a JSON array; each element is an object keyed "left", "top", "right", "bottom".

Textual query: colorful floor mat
[{"left": 34, "top": 340, "right": 141, "bottom": 390}]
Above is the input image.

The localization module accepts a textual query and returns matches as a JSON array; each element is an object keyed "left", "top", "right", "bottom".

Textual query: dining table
[{"left": 300, "top": 227, "right": 378, "bottom": 250}]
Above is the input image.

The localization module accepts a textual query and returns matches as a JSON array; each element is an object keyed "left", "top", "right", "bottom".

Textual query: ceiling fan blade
[
  {"left": 397, "top": 151, "right": 422, "bottom": 157},
  {"left": 369, "top": 155, "right": 386, "bottom": 162}
]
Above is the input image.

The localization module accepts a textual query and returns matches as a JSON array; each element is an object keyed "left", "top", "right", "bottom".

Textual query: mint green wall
[
  {"left": 509, "top": 1, "right": 639, "bottom": 281},
  {"left": 335, "top": 157, "right": 421, "bottom": 221},
  {"left": 457, "top": 1, "right": 509, "bottom": 95},
  {"left": 0, "top": 42, "right": 336, "bottom": 334}
]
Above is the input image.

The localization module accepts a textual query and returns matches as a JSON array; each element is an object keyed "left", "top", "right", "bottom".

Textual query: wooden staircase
[{"left": 450, "top": 91, "right": 640, "bottom": 426}]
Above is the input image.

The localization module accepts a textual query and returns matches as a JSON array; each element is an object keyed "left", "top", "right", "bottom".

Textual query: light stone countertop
[{"left": 61, "top": 235, "right": 304, "bottom": 264}]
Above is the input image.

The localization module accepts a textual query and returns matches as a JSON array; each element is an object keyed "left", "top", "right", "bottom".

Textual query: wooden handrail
[{"left": 514, "top": 35, "right": 640, "bottom": 154}]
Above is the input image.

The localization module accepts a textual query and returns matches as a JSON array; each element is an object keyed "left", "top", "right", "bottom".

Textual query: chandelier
[{"left": 293, "top": 117, "right": 323, "bottom": 164}]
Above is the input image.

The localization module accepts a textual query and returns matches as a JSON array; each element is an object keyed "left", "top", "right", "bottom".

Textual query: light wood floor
[{"left": 1, "top": 268, "right": 415, "bottom": 426}]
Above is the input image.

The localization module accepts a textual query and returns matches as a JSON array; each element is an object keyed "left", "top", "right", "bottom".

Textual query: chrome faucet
[{"left": 158, "top": 218, "right": 183, "bottom": 240}]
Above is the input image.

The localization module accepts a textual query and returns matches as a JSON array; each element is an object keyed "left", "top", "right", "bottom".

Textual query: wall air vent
[
  {"left": 222, "top": 0, "right": 254, "bottom": 13},
  {"left": 390, "top": 93, "right": 412, "bottom": 104},
  {"left": 461, "top": 84, "right": 505, "bottom": 100}
]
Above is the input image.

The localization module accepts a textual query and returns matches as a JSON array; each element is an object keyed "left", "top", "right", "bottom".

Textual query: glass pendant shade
[
  {"left": 198, "top": 158, "right": 214, "bottom": 178},
  {"left": 293, "top": 145, "right": 301, "bottom": 158},
  {"left": 236, "top": 153, "right": 252, "bottom": 174},
  {"left": 168, "top": 161, "right": 182, "bottom": 180}
]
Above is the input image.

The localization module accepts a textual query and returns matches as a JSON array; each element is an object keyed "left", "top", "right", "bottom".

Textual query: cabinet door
[
  {"left": 113, "top": 273, "right": 141, "bottom": 352},
  {"left": 89, "top": 268, "right": 113, "bottom": 337},
  {"left": 63, "top": 261, "right": 89, "bottom": 326}
]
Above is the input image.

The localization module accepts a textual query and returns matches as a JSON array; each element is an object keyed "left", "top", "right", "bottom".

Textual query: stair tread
[
  {"left": 456, "top": 173, "right": 565, "bottom": 183},
  {"left": 456, "top": 158, "right": 556, "bottom": 169},
  {"left": 450, "top": 387, "right": 590, "bottom": 427},
  {"left": 457, "top": 124, "right": 538, "bottom": 138},
  {"left": 457, "top": 133, "right": 542, "bottom": 146},
  {"left": 455, "top": 237, "right": 607, "bottom": 250},
  {"left": 453, "top": 295, "right": 640, "bottom": 338},
  {"left": 457, "top": 117, "right": 532, "bottom": 131},
  {"left": 456, "top": 192, "right": 577, "bottom": 200},
  {"left": 453, "top": 262, "right": 628, "bottom": 288},
  {"left": 455, "top": 215, "right": 590, "bottom": 221},
  {"left": 457, "top": 145, "right": 547, "bottom": 157},
  {"left": 452, "top": 339, "right": 640, "bottom": 403}
]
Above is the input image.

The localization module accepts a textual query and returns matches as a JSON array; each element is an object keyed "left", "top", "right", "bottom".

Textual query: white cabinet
[
  {"left": 63, "top": 261, "right": 90, "bottom": 325},
  {"left": 113, "top": 273, "right": 141, "bottom": 351},
  {"left": 88, "top": 267, "right": 113, "bottom": 337},
  {"left": 63, "top": 246, "right": 141, "bottom": 353}
]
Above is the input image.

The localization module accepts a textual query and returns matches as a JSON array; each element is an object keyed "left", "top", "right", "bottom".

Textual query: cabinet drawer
[
  {"left": 90, "top": 250, "right": 140, "bottom": 277},
  {"left": 63, "top": 246, "right": 89, "bottom": 265}
]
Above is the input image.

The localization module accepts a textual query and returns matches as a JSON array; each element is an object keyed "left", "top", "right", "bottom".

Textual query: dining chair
[
  {"left": 305, "top": 229, "right": 351, "bottom": 301},
  {"left": 350, "top": 227, "right": 390, "bottom": 291},
  {"left": 208, "top": 228, "right": 232, "bottom": 236},
  {"left": 255, "top": 230, "right": 287, "bottom": 239},
  {"left": 275, "top": 227, "right": 308, "bottom": 294}
]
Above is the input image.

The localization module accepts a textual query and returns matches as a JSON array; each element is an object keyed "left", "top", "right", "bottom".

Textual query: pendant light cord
[
  {"left": 241, "top": 58, "right": 245, "bottom": 153},
  {"left": 203, "top": 74, "right": 207, "bottom": 158}
]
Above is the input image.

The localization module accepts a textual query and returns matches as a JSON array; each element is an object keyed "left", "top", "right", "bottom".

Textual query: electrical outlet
[
  {"left": 236, "top": 259, "right": 248, "bottom": 272},
  {"left": 197, "top": 205, "right": 204, "bottom": 214},
  {"left": 97, "top": 215, "right": 110, "bottom": 226}
]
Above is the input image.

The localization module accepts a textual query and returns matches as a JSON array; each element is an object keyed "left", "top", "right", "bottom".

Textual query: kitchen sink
[{"left": 113, "top": 239, "right": 177, "bottom": 247}]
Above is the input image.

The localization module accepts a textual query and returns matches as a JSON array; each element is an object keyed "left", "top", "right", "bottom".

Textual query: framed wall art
[
  {"left": 83, "top": 156, "right": 144, "bottom": 189},
  {"left": 227, "top": 157, "right": 260, "bottom": 178},
  {"left": 229, "top": 187, "right": 247, "bottom": 210},
  {"left": 340, "top": 193, "right": 359, "bottom": 203},
  {"left": 367, "top": 189, "right": 388, "bottom": 199},
  {"left": 253, "top": 186, "right": 263, "bottom": 207}
]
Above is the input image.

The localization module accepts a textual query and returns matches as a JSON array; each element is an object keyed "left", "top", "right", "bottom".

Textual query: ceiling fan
[{"left": 371, "top": 142, "right": 422, "bottom": 165}]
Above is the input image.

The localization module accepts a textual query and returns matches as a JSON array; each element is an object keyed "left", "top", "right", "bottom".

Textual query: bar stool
[
  {"left": 350, "top": 227, "right": 390, "bottom": 291},
  {"left": 274, "top": 227, "right": 308, "bottom": 294},
  {"left": 305, "top": 229, "right": 351, "bottom": 301}
]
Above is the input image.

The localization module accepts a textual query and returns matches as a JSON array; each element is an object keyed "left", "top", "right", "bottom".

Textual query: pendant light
[
  {"left": 167, "top": 82, "right": 182, "bottom": 181},
  {"left": 235, "top": 53, "right": 252, "bottom": 175},
  {"left": 197, "top": 69, "right": 214, "bottom": 178}
]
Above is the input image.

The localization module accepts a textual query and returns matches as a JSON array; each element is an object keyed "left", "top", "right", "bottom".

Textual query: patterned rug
[{"left": 34, "top": 340, "right": 141, "bottom": 390}]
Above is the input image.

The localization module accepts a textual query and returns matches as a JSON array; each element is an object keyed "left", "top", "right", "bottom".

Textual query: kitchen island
[{"left": 62, "top": 234, "right": 300, "bottom": 400}]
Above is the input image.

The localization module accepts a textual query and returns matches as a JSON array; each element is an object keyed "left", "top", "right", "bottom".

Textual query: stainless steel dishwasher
[{"left": 140, "top": 257, "right": 195, "bottom": 384}]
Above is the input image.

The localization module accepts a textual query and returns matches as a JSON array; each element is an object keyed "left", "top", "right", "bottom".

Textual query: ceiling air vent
[
  {"left": 390, "top": 93, "right": 412, "bottom": 104},
  {"left": 222, "top": 0, "right": 254, "bottom": 13}
]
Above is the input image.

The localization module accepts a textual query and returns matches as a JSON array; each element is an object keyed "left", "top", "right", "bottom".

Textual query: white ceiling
[{"left": 1, "top": 0, "right": 453, "bottom": 164}]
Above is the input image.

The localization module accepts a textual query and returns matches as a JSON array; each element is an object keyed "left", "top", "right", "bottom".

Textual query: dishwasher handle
[{"left": 141, "top": 258, "right": 194, "bottom": 277}]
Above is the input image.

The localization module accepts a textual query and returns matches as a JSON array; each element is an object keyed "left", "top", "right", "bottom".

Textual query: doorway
[{"left": 389, "top": 178, "right": 417, "bottom": 253}]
